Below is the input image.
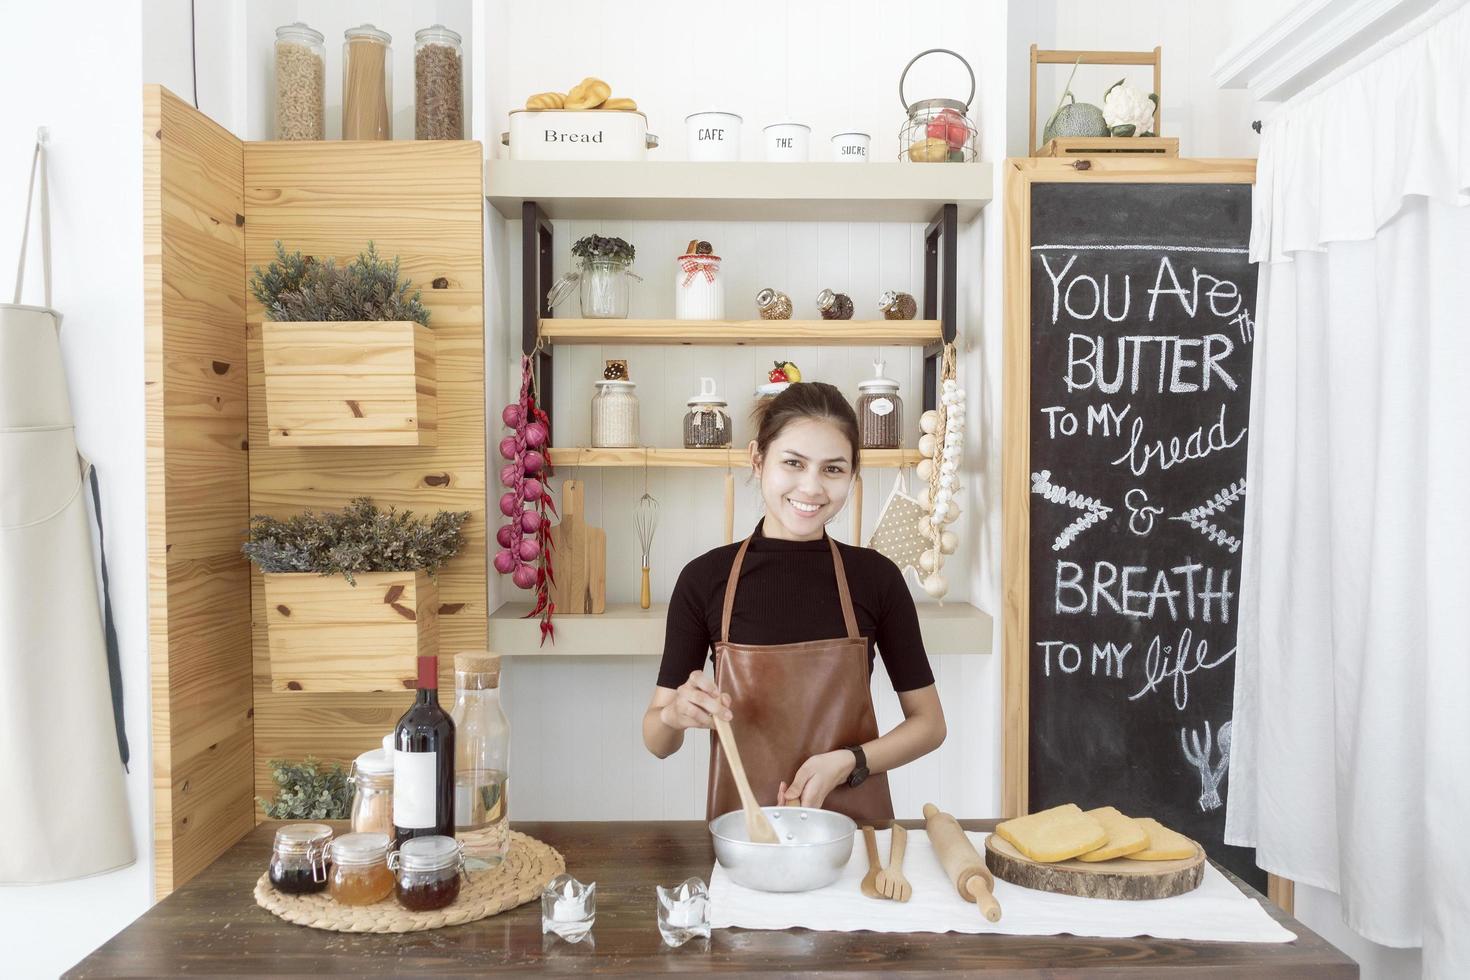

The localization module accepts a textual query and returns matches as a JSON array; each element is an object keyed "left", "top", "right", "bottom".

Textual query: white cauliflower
[{"left": 1102, "top": 79, "right": 1158, "bottom": 137}]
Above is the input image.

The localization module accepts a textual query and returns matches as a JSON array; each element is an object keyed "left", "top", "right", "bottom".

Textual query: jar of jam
[
  {"left": 683, "top": 377, "right": 731, "bottom": 449},
  {"left": 390, "top": 835, "right": 464, "bottom": 911},
  {"left": 856, "top": 361, "right": 903, "bottom": 449},
  {"left": 328, "top": 832, "right": 394, "bottom": 905},
  {"left": 351, "top": 748, "right": 395, "bottom": 836},
  {"left": 816, "top": 288, "right": 854, "bottom": 320},
  {"left": 268, "top": 823, "right": 332, "bottom": 895}
]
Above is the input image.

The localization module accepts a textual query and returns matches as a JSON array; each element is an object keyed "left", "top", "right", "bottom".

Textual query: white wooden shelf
[
  {"left": 487, "top": 601, "right": 993, "bottom": 657},
  {"left": 486, "top": 160, "right": 992, "bottom": 223},
  {"left": 546, "top": 447, "right": 922, "bottom": 468},
  {"left": 539, "top": 318, "right": 940, "bottom": 347}
]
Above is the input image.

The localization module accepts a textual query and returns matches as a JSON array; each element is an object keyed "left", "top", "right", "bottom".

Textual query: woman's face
[{"left": 751, "top": 417, "right": 855, "bottom": 541}]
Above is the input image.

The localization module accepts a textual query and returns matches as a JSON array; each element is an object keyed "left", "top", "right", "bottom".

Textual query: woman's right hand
[{"left": 659, "top": 669, "right": 733, "bottom": 731}]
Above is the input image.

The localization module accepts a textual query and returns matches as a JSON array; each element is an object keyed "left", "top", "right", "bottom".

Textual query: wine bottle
[{"left": 393, "top": 655, "right": 456, "bottom": 847}]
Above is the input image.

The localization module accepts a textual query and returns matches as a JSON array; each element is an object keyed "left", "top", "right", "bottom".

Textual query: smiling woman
[{"left": 641, "top": 382, "right": 947, "bottom": 824}]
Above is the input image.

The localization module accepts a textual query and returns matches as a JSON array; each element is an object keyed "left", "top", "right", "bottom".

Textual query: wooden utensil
[
  {"left": 859, "top": 825, "right": 884, "bottom": 899},
  {"left": 548, "top": 480, "right": 606, "bottom": 614},
  {"left": 711, "top": 714, "right": 778, "bottom": 844},
  {"left": 923, "top": 803, "right": 1002, "bottom": 921},
  {"left": 875, "top": 822, "right": 912, "bottom": 902}
]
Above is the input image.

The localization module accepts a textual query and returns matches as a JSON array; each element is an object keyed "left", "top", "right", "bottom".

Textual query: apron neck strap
[
  {"left": 720, "top": 532, "right": 861, "bottom": 643},
  {"left": 13, "top": 132, "right": 51, "bottom": 308}
]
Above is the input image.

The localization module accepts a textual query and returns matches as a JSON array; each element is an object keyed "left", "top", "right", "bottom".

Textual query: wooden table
[{"left": 69, "top": 820, "right": 1356, "bottom": 977}]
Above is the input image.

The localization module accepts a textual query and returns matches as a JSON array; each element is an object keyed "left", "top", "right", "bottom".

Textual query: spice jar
[
  {"left": 268, "top": 823, "right": 332, "bottom": 895},
  {"left": 274, "top": 23, "right": 325, "bottom": 140},
  {"left": 342, "top": 25, "right": 392, "bottom": 140},
  {"left": 675, "top": 247, "right": 724, "bottom": 321},
  {"left": 414, "top": 25, "right": 464, "bottom": 140},
  {"left": 856, "top": 360, "right": 903, "bottom": 449},
  {"left": 683, "top": 378, "right": 731, "bottom": 449},
  {"left": 879, "top": 290, "right": 918, "bottom": 320},
  {"left": 591, "top": 380, "right": 639, "bottom": 448},
  {"left": 328, "top": 832, "right": 394, "bottom": 906},
  {"left": 351, "top": 747, "right": 395, "bottom": 836},
  {"left": 390, "top": 835, "right": 464, "bottom": 911},
  {"left": 817, "top": 289, "right": 854, "bottom": 321},
  {"left": 756, "top": 288, "right": 792, "bottom": 320}
]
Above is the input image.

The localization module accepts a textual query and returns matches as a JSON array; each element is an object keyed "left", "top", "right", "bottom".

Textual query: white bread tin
[{"left": 501, "top": 109, "right": 659, "bottom": 161}]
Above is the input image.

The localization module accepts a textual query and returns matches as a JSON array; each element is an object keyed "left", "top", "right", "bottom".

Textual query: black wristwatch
[{"left": 844, "top": 745, "right": 869, "bottom": 788}]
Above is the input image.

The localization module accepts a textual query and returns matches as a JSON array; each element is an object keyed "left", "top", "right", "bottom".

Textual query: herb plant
[
  {"left": 257, "top": 757, "right": 353, "bottom": 820},
  {"left": 570, "top": 234, "right": 635, "bottom": 265},
  {"left": 249, "top": 241, "right": 431, "bottom": 326}
]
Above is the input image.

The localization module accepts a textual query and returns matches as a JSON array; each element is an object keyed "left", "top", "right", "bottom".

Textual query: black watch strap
[{"left": 845, "top": 744, "right": 869, "bottom": 787}]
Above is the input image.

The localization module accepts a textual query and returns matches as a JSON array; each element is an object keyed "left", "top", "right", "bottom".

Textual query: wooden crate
[
  {"left": 1037, "top": 137, "right": 1179, "bottom": 157},
  {"left": 261, "top": 320, "right": 437, "bottom": 447},
  {"left": 263, "top": 571, "right": 439, "bottom": 693}
]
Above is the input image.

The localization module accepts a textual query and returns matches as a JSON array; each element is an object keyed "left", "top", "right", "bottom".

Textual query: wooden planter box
[
  {"left": 261, "top": 320, "right": 437, "bottom": 447},
  {"left": 264, "top": 571, "right": 439, "bottom": 693}
]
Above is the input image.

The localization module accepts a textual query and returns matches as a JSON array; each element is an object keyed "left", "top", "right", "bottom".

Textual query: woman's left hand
[{"left": 777, "top": 750, "right": 855, "bottom": 809}]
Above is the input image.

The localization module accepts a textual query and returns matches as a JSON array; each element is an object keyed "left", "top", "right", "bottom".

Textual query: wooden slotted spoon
[
  {"left": 875, "top": 822, "right": 912, "bottom": 902},
  {"left": 712, "top": 714, "right": 779, "bottom": 844}
]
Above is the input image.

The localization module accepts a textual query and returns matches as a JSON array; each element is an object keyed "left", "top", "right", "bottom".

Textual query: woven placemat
[{"left": 254, "top": 830, "right": 564, "bottom": 933}]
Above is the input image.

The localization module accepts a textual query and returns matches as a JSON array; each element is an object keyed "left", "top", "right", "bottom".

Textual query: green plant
[
  {"left": 571, "top": 234, "right": 635, "bottom": 264},
  {"left": 256, "top": 757, "right": 353, "bottom": 820},
  {"left": 249, "top": 241, "right": 431, "bottom": 326},
  {"left": 242, "top": 496, "right": 469, "bottom": 584}
]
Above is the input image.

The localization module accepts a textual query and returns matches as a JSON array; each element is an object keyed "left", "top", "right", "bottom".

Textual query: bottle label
[
  {"left": 394, "top": 750, "right": 438, "bottom": 829},
  {"left": 868, "top": 397, "right": 894, "bottom": 417}
]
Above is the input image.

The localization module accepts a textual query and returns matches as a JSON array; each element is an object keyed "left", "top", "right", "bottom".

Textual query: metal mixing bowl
[{"left": 709, "top": 806, "right": 856, "bottom": 893}]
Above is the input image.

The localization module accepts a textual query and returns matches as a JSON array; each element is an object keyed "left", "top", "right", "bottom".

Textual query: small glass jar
[
  {"left": 683, "top": 377, "right": 731, "bottom": 449},
  {"left": 756, "top": 288, "right": 792, "bottom": 320},
  {"left": 856, "top": 361, "right": 903, "bottom": 449},
  {"left": 268, "top": 823, "right": 332, "bottom": 895},
  {"left": 675, "top": 253, "right": 724, "bottom": 320},
  {"left": 351, "top": 748, "right": 395, "bottom": 836},
  {"left": 328, "top": 832, "right": 394, "bottom": 906},
  {"left": 817, "top": 289, "right": 854, "bottom": 321},
  {"left": 414, "top": 25, "right": 464, "bottom": 140},
  {"left": 274, "top": 23, "right": 325, "bottom": 141},
  {"left": 879, "top": 290, "right": 918, "bottom": 320},
  {"left": 390, "top": 835, "right": 464, "bottom": 911},
  {"left": 591, "top": 380, "right": 639, "bottom": 448},
  {"left": 342, "top": 24, "right": 392, "bottom": 140}
]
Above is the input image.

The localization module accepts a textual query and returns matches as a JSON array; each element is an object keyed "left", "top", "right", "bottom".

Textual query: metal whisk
[{"left": 636, "top": 454, "right": 659, "bottom": 609}]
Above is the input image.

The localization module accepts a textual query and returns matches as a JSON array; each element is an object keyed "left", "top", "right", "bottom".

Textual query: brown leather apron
[{"left": 706, "top": 534, "right": 894, "bottom": 823}]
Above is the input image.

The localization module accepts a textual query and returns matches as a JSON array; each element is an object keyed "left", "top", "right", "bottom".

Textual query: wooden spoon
[
  {"left": 859, "top": 825, "right": 885, "bottom": 899},
  {"left": 875, "top": 822, "right": 912, "bottom": 902},
  {"left": 712, "top": 714, "right": 778, "bottom": 844}
]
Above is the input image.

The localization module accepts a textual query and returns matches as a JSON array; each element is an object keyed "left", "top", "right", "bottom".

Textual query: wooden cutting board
[
  {"left": 548, "top": 480, "right": 606, "bottom": 615},
  {"left": 984, "top": 833, "right": 1205, "bottom": 901}
]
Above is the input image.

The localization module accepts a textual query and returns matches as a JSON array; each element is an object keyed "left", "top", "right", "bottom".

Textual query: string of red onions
[{"left": 494, "top": 355, "right": 556, "bottom": 643}]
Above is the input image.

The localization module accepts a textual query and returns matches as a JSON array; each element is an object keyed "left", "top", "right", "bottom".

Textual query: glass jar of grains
[
  {"left": 683, "top": 377, "right": 731, "bottom": 449},
  {"left": 274, "top": 23, "right": 325, "bottom": 140},
  {"left": 268, "top": 823, "right": 332, "bottom": 895},
  {"left": 390, "top": 835, "right": 464, "bottom": 911},
  {"left": 328, "top": 832, "right": 395, "bottom": 906},
  {"left": 856, "top": 361, "right": 903, "bottom": 449},
  {"left": 591, "top": 380, "right": 639, "bottom": 448},
  {"left": 342, "top": 24, "right": 392, "bottom": 140},
  {"left": 350, "top": 747, "right": 395, "bottom": 837},
  {"left": 414, "top": 25, "right": 464, "bottom": 140}
]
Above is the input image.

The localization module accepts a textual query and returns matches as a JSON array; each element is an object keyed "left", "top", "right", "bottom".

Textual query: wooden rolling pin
[{"left": 923, "top": 803, "right": 1002, "bottom": 921}]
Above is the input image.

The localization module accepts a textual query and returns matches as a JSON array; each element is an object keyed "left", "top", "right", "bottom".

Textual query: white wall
[{"left": 0, "top": 3, "right": 151, "bottom": 978}]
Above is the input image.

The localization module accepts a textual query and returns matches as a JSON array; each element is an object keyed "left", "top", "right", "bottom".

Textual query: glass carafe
[{"left": 450, "top": 652, "right": 510, "bottom": 868}]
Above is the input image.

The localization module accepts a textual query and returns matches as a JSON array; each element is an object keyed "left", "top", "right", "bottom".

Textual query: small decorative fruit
[
  {"left": 926, "top": 108, "right": 969, "bottom": 150},
  {"left": 907, "top": 137, "right": 950, "bottom": 162},
  {"left": 777, "top": 360, "right": 801, "bottom": 383},
  {"left": 493, "top": 549, "right": 517, "bottom": 574},
  {"left": 768, "top": 363, "right": 789, "bottom": 384},
  {"left": 511, "top": 564, "right": 538, "bottom": 590}
]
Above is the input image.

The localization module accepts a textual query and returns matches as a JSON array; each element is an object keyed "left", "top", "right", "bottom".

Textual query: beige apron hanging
[{"left": 0, "top": 133, "right": 134, "bottom": 883}]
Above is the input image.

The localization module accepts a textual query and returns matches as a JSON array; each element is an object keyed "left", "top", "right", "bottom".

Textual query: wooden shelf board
[
  {"left": 539, "top": 318, "right": 940, "bottom": 347},
  {"left": 488, "top": 601, "right": 993, "bottom": 657},
  {"left": 486, "top": 160, "right": 992, "bottom": 223},
  {"left": 546, "top": 447, "right": 921, "bottom": 468}
]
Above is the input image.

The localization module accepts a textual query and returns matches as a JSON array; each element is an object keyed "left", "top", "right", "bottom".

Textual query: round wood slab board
[{"left": 984, "top": 833, "right": 1205, "bottom": 901}]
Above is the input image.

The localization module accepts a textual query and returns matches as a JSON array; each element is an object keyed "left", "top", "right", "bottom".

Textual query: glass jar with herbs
[
  {"left": 548, "top": 236, "right": 641, "bottom": 319},
  {"left": 856, "top": 360, "right": 903, "bottom": 449},
  {"left": 414, "top": 25, "right": 464, "bottom": 140},
  {"left": 342, "top": 24, "right": 392, "bottom": 140},
  {"left": 683, "top": 377, "right": 731, "bottom": 449},
  {"left": 274, "top": 23, "right": 325, "bottom": 140},
  {"left": 268, "top": 823, "right": 332, "bottom": 895}
]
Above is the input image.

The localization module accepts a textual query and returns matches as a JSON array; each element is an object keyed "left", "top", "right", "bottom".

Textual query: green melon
[{"left": 1041, "top": 61, "right": 1109, "bottom": 144}]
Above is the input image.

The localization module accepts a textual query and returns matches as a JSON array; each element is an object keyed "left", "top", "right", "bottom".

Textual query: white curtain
[{"left": 1227, "top": 5, "right": 1470, "bottom": 977}]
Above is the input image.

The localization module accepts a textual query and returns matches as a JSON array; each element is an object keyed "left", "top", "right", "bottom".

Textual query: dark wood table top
[{"left": 70, "top": 819, "right": 1356, "bottom": 978}]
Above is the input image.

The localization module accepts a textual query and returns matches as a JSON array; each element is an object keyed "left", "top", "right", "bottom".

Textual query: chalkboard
[{"left": 1018, "top": 176, "right": 1263, "bottom": 890}]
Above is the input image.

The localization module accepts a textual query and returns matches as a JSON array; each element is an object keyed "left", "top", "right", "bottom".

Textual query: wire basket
[{"left": 898, "top": 48, "right": 979, "bottom": 163}]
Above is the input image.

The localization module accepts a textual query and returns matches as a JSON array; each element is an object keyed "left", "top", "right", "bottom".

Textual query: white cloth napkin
[{"left": 710, "top": 829, "right": 1296, "bottom": 943}]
